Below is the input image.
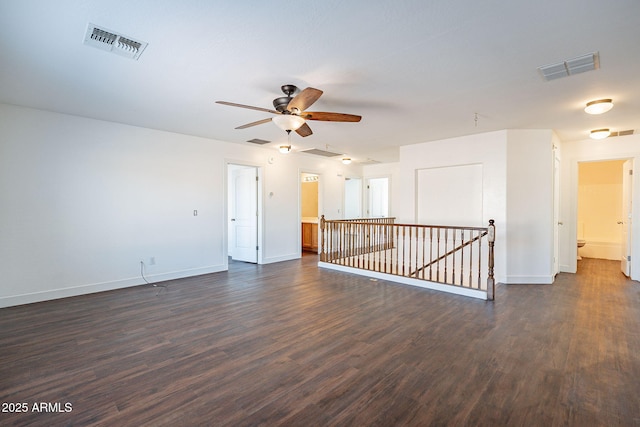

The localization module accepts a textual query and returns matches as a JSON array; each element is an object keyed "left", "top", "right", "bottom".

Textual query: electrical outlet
[{"left": 150, "top": 257, "right": 156, "bottom": 266}]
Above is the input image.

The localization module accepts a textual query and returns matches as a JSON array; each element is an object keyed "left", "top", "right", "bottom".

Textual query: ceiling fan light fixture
[
  {"left": 279, "top": 145, "right": 292, "bottom": 154},
  {"left": 584, "top": 99, "right": 613, "bottom": 115},
  {"left": 272, "top": 114, "right": 305, "bottom": 131},
  {"left": 341, "top": 157, "right": 352, "bottom": 165},
  {"left": 590, "top": 128, "right": 611, "bottom": 140}
]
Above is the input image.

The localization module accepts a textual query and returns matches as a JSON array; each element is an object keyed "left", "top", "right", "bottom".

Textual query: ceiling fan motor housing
[
  {"left": 273, "top": 96, "right": 293, "bottom": 112},
  {"left": 273, "top": 84, "right": 298, "bottom": 112}
]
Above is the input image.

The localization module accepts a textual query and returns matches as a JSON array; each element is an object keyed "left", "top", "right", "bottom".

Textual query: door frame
[
  {"left": 553, "top": 151, "right": 560, "bottom": 276},
  {"left": 298, "top": 169, "right": 324, "bottom": 256},
  {"left": 225, "top": 160, "right": 264, "bottom": 266},
  {"left": 621, "top": 159, "right": 633, "bottom": 276},
  {"left": 569, "top": 156, "right": 634, "bottom": 275},
  {"left": 343, "top": 175, "right": 364, "bottom": 219},
  {"left": 365, "top": 175, "right": 391, "bottom": 218}
]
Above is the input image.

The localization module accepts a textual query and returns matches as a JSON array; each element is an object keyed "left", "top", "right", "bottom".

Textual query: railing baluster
[
  {"left": 383, "top": 223, "right": 387, "bottom": 273},
  {"left": 452, "top": 229, "right": 456, "bottom": 285},
  {"left": 459, "top": 229, "right": 464, "bottom": 286},
  {"left": 429, "top": 227, "right": 433, "bottom": 281},
  {"left": 416, "top": 227, "right": 420, "bottom": 278},
  {"left": 477, "top": 231, "right": 483, "bottom": 289},
  {"left": 375, "top": 223, "right": 380, "bottom": 271},
  {"left": 444, "top": 228, "right": 449, "bottom": 283},
  {"left": 359, "top": 222, "right": 363, "bottom": 269},
  {"left": 469, "top": 230, "right": 473, "bottom": 287},
  {"left": 408, "top": 226, "right": 412, "bottom": 277},
  {"left": 395, "top": 225, "right": 400, "bottom": 275}
]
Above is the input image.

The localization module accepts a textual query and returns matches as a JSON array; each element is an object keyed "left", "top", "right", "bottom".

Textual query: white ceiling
[{"left": 1, "top": 0, "right": 639, "bottom": 163}]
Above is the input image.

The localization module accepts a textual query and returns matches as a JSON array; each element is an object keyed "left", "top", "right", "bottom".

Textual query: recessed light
[
  {"left": 585, "top": 99, "right": 613, "bottom": 115},
  {"left": 590, "top": 128, "right": 611, "bottom": 140}
]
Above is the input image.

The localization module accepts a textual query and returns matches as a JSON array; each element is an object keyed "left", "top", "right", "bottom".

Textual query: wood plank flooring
[{"left": 1, "top": 256, "right": 640, "bottom": 426}]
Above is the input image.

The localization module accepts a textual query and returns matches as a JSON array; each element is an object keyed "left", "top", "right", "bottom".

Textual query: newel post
[
  {"left": 487, "top": 219, "right": 495, "bottom": 301},
  {"left": 320, "top": 215, "right": 326, "bottom": 262}
]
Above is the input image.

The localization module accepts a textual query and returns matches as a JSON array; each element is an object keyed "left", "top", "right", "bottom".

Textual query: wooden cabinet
[{"left": 302, "top": 222, "right": 318, "bottom": 252}]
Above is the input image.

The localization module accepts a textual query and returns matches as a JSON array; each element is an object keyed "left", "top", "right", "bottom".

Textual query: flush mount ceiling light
[
  {"left": 272, "top": 114, "right": 305, "bottom": 132},
  {"left": 585, "top": 99, "right": 613, "bottom": 115},
  {"left": 590, "top": 128, "right": 611, "bottom": 140},
  {"left": 279, "top": 145, "right": 292, "bottom": 154},
  {"left": 341, "top": 157, "right": 352, "bottom": 165}
]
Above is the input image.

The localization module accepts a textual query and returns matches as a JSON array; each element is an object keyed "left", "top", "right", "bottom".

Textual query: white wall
[
  {"left": 559, "top": 134, "right": 640, "bottom": 279},
  {"left": 0, "top": 104, "right": 360, "bottom": 307},
  {"left": 506, "top": 130, "right": 555, "bottom": 284},
  {"left": 398, "top": 131, "right": 508, "bottom": 283},
  {"left": 395, "top": 129, "right": 556, "bottom": 284}
]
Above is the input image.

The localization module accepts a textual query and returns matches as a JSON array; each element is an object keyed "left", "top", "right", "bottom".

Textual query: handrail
[
  {"left": 320, "top": 216, "right": 496, "bottom": 300},
  {"left": 411, "top": 231, "right": 487, "bottom": 275}
]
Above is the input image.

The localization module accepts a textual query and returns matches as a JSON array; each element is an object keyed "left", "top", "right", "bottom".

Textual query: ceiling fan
[{"left": 216, "top": 84, "right": 362, "bottom": 137}]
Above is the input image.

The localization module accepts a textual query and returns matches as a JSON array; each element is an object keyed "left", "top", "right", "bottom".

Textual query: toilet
[
  {"left": 577, "top": 222, "right": 586, "bottom": 260},
  {"left": 577, "top": 239, "right": 586, "bottom": 260}
]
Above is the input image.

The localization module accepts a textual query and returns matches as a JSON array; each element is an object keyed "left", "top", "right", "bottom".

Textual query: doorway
[
  {"left": 300, "top": 172, "right": 320, "bottom": 254},
  {"left": 576, "top": 159, "right": 632, "bottom": 276},
  {"left": 227, "top": 164, "right": 260, "bottom": 264},
  {"left": 366, "top": 176, "right": 390, "bottom": 217},
  {"left": 344, "top": 177, "right": 362, "bottom": 219}
]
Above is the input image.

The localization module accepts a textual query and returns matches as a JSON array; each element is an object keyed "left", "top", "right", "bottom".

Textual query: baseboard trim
[
  {"left": 579, "top": 241, "right": 621, "bottom": 261},
  {"left": 503, "top": 275, "right": 554, "bottom": 284},
  {"left": 318, "top": 262, "right": 488, "bottom": 300},
  {"left": 262, "top": 253, "right": 300, "bottom": 264},
  {"left": 0, "top": 264, "right": 227, "bottom": 308}
]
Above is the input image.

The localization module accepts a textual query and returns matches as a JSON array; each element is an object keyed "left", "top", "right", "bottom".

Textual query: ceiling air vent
[
  {"left": 360, "top": 159, "right": 381, "bottom": 165},
  {"left": 246, "top": 138, "right": 271, "bottom": 145},
  {"left": 83, "top": 23, "right": 148, "bottom": 60},
  {"left": 610, "top": 130, "right": 635, "bottom": 137},
  {"left": 538, "top": 52, "right": 599, "bottom": 82},
  {"left": 301, "top": 148, "right": 342, "bottom": 157}
]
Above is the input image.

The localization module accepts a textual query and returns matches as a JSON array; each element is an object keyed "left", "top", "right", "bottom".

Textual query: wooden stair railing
[{"left": 320, "top": 216, "right": 496, "bottom": 300}]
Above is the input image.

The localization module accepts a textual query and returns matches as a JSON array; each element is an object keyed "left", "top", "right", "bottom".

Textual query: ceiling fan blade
[
  {"left": 295, "top": 122, "right": 313, "bottom": 137},
  {"left": 287, "top": 87, "right": 323, "bottom": 113},
  {"left": 301, "top": 111, "right": 362, "bottom": 122},
  {"left": 216, "top": 101, "right": 279, "bottom": 115},
  {"left": 235, "top": 118, "right": 273, "bottom": 129}
]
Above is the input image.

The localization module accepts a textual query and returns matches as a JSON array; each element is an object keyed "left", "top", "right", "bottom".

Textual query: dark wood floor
[{"left": 1, "top": 256, "right": 640, "bottom": 426}]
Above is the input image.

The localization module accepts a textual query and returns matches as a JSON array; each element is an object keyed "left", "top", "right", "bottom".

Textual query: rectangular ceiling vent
[
  {"left": 246, "top": 138, "right": 271, "bottom": 145},
  {"left": 610, "top": 129, "right": 635, "bottom": 137},
  {"left": 83, "top": 23, "right": 148, "bottom": 60},
  {"left": 538, "top": 52, "right": 599, "bottom": 81},
  {"left": 301, "top": 148, "right": 342, "bottom": 157},
  {"left": 360, "top": 159, "right": 381, "bottom": 165}
]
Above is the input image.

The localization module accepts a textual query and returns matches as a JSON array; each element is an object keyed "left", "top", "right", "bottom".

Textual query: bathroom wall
[{"left": 578, "top": 160, "right": 624, "bottom": 260}]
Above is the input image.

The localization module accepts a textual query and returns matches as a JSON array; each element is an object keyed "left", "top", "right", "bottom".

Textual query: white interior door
[
  {"left": 366, "top": 177, "right": 389, "bottom": 217},
  {"left": 231, "top": 166, "right": 258, "bottom": 263},
  {"left": 344, "top": 177, "right": 362, "bottom": 218},
  {"left": 621, "top": 160, "right": 632, "bottom": 276}
]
